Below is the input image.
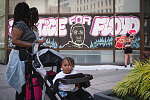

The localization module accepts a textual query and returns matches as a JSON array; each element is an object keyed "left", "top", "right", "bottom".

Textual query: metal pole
[
  {"left": 113, "top": 0, "right": 115, "bottom": 64},
  {"left": 57, "top": 0, "right": 60, "bottom": 52},
  {"left": 140, "top": 0, "right": 144, "bottom": 60}
]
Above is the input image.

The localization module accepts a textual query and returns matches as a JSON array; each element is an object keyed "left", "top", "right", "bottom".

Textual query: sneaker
[
  {"left": 125, "top": 65, "right": 127, "bottom": 68},
  {"left": 130, "top": 63, "right": 132, "bottom": 67}
]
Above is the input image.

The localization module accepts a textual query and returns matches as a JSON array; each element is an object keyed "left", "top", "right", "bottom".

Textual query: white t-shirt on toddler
[{"left": 53, "top": 69, "right": 77, "bottom": 91}]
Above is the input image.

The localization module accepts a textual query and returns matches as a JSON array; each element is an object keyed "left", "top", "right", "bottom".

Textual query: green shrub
[{"left": 112, "top": 58, "right": 150, "bottom": 100}]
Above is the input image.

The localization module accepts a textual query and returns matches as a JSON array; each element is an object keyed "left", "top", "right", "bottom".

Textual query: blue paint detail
[
  {"left": 7, "top": 36, "right": 140, "bottom": 49},
  {"left": 90, "top": 37, "right": 113, "bottom": 48},
  {"left": 39, "top": 37, "right": 58, "bottom": 48},
  {"left": 131, "top": 37, "right": 140, "bottom": 48}
]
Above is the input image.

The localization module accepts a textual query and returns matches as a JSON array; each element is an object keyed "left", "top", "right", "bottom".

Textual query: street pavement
[{"left": 0, "top": 64, "right": 130, "bottom": 100}]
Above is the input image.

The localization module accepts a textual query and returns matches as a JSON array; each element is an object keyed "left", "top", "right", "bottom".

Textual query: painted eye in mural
[
  {"left": 79, "top": 30, "right": 83, "bottom": 34},
  {"left": 74, "top": 30, "right": 78, "bottom": 35}
]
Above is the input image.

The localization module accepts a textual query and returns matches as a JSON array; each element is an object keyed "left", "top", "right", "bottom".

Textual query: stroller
[{"left": 26, "top": 46, "right": 93, "bottom": 100}]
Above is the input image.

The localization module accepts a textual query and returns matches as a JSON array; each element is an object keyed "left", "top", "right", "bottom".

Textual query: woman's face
[{"left": 61, "top": 59, "right": 74, "bottom": 74}]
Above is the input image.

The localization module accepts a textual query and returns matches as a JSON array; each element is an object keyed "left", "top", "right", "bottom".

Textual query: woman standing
[
  {"left": 122, "top": 32, "right": 135, "bottom": 68},
  {"left": 6, "top": 2, "right": 36, "bottom": 100}
]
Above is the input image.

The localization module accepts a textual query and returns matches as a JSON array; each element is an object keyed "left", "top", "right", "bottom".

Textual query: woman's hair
[
  {"left": 62, "top": 57, "right": 75, "bottom": 67},
  {"left": 12, "top": 2, "right": 30, "bottom": 27},
  {"left": 30, "top": 7, "right": 39, "bottom": 26},
  {"left": 126, "top": 33, "right": 130, "bottom": 37}
]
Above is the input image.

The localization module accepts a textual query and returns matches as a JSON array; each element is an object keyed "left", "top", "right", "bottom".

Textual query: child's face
[{"left": 61, "top": 59, "right": 74, "bottom": 74}]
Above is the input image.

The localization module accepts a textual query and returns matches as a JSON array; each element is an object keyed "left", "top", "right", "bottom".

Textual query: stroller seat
[{"left": 32, "top": 48, "right": 64, "bottom": 77}]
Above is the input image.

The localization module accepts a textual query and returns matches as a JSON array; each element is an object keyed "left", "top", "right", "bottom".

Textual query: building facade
[{"left": 0, "top": 0, "right": 149, "bottom": 64}]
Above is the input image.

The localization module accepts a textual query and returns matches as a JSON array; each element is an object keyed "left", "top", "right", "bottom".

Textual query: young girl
[{"left": 53, "top": 57, "right": 94, "bottom": 100}]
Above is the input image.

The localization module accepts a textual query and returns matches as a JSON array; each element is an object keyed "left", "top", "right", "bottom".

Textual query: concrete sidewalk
[
  {"left": 0, "top": 64, "right": 130, "bottom": 100},
  {"left": 77, "top": 69, "right": 130, "bottom": 96}
]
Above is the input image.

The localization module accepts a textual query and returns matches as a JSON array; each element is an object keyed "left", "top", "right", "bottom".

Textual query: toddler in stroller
[
  {"left": 53, "top": 57, "right": 94, "bottom": 100},
  {"left": 32, "top": 48, "right": 94, "bottom": 100}
]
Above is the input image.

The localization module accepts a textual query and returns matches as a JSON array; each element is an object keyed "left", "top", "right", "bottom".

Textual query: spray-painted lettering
[
  {"left": 90, "top": 16, "right": 140, "bottom": 36},
  {"left": 8, "top": 15, "right": 140, "bottom": 37}
]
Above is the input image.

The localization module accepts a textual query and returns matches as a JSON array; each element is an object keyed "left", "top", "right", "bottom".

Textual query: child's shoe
[
  {"left": 125, "top": 65, "right": 127, "bottom": 68},
  {"left": 130, "top": 63, "right": 132, "bottom": 67}
]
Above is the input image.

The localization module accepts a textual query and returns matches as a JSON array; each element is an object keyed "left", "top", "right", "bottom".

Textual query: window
[
  {"left": 109, "top": 9, "right": 112, "bottom": 12},
  {"left": 77, "top": 8, "right": 79, "bottom": 12},
  {"left": 106, "top": 9, "right": 108, "bottom": 13},
  {"left": 77, "top": 0, "right": 79, "bottom": 5},
  {"left": 9, "top": 0, "right": 58, "bottom": 14},
  {"left": 87, "top": 5, "right": 88, "bottom": 10},
  {"left": 64, "top": 3, "right": 69, "bottom": 6},
  {"left": 101, "top": 9, "right": 103, "bottom": 13},
  {"left": 109, "top": 0, "right": 111, "bottom": 6},
  {"left": 80, "top": 7, "right": 82, "bottom": 11},
  {"left": 115, "top": 0, "right": 140, "bottom": 12},
  {"left": 80, "top": 0, "right": 82, "bottom": 4},
  {"left": 94, "top": 3, "right": 95, "bottom": 9},
  {"left": 101, "top": 1, "right": 103, "bottom": 7},
  {"left": 105, "top": 0, "right": 108, "bottom": 6},
  {"left": 98, "top": 2, "right": 100, "bottom": 7},
  {"left": 91, "top": 4, "right": 92, "bottom": 9}
]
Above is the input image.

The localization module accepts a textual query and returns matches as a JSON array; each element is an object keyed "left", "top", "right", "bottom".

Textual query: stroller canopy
[{"left": 32, "top": 48, "right": 64, "bottom": 76}]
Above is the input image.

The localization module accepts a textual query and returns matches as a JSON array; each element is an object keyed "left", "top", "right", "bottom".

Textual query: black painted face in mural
[{"left": 71, "top": 24, "right": 84, "bottom": 44}]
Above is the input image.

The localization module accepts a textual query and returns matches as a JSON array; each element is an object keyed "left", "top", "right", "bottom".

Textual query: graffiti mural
[{"left": 8, "top": 14, "right": 140, "bottom": 49}]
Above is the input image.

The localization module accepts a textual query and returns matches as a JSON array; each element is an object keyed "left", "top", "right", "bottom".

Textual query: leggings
[
  {"left": 64, "top": 89, "right": 94, "bottom": 100},
  {"left": 15, "top": 84, "right": 26, "bottom": 100}
]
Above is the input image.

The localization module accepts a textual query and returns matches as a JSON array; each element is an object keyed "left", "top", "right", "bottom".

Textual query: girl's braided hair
[{"left": 62, "top": 57, "right": 75, "bottom": 67}]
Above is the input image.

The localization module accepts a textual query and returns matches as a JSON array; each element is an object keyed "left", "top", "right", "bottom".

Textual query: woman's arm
[
  {"left": 12, "top": 28, "right": 33, "bottom": 47},
  {"left": 122, "top": 43, "right": 124, "bottom": 53},
  {"left": 130, "top": 33, "right": 135, "bottom": 44},
  {"left": 122, "top": 39, "right": 126, "bottom": 53},
  {"left": 132, "top": 33, "right": 135, "bottom": 39}
]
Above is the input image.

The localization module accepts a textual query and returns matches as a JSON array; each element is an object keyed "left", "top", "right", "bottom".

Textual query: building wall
[
  {"left": 0, "top": 0, "right": 5, "bottom": 63},
  {"left": 5, "top": 0, "right": 150, "bottom": 64}
]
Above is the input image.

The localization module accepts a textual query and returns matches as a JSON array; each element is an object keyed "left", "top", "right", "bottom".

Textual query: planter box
[{"left": 94, "top": 89, "right": 122, "bottom": 100}]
